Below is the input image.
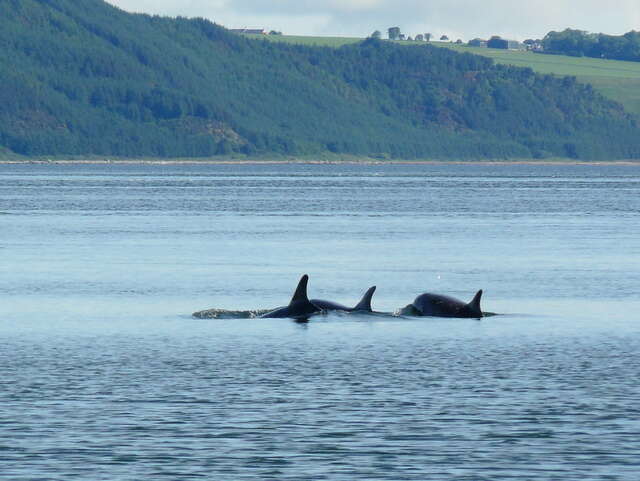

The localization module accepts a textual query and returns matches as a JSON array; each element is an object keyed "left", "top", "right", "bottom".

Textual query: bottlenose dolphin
[
  {"left": 311, "top": 286, "right": 377, "bottom": 312},
  {"left": 260, "top": 274, "right": 321, "bottom": 320},
  {"left": 400, "top": 290, "right": 484, "bottom": 318}
]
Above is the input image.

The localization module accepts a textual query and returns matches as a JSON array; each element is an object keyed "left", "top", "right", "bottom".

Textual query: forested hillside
[{"left": 1, "top": 0, "right": 639, "bottom": 160}]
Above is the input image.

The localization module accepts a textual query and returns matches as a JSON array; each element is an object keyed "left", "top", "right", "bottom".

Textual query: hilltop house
[
  {"left": 230, "top": 28, "right": 267, "bottom": 35},
  {"left": 487, "top": 36, "right": 522, "bottom": 50},
  {"left": 468, "top": 38, "right": 487, "bottom": 47},
  {"left": 524, "top": 40, "right": 544, "bottom": 52}
]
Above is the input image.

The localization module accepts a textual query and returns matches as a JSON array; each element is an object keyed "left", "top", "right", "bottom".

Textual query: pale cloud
[{"left": 107, "top": 0, "right": 640, "bottom": 41}]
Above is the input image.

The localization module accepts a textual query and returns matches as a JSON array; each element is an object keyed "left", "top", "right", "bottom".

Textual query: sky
[{"left": 106, "top": 0, "right": 640, "bottom": 41}]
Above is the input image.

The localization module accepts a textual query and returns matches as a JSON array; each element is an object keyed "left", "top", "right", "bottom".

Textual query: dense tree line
[
  {"left": 542, "top": 28, "right": 640, "bottom": 62},
  {"left": 0, "top": 0, "right": 639, "bottom": 160}
]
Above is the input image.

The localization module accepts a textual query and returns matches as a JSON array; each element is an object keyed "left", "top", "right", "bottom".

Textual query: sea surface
[{"left": 1, "top": 162, "right": 639, "bottom": 480}]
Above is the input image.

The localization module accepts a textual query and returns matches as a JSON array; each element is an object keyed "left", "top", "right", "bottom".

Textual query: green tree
[{"left": 388, "top": 27, "right": 400, "bottom": 40}]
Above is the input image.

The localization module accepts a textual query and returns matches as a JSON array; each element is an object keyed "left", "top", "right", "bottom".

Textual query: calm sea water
[{"left": 1, "top": 162, "right": 639, "bottom": 480}]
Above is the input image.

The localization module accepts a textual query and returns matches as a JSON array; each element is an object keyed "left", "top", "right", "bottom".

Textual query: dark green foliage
[
  {"left": 1, "top": 0, "right": 639, "bottom": 160},
  {"left": 543, "top": 28, "right": 640, "bottom": 62},
  {"left": 487, "top": 36, "right": 508, "bottom": 49}
]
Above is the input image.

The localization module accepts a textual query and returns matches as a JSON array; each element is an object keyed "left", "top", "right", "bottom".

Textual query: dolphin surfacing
[
  {"left": 401, "top": 290, "right": 483, "bottom": 318},
  {"left": 311, "top": 286, "right": 377, "bottom": 313},
  {"left": 260, "top": 274, "right": 321, "bottom": 320}
]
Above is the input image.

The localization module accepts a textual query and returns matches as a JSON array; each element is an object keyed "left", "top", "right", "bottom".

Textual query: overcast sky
[{"left": 106, "top": 0, "right": 640, "bottom": 41}]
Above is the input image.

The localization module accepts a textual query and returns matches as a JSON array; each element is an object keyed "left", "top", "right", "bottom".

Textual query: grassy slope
[
  {"left": 438, "top": 42, "right": 640, "bottom": 117},
  {"left": 245, "top": 34, "right": 363, "bottom": 47},
  {"left": 247, "top": 35, "right": 640, "bottom": 116}
]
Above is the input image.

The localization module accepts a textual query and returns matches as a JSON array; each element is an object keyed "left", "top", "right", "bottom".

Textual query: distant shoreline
[{"left": 2, "top": 158, "right": 640, "bottom": 166}]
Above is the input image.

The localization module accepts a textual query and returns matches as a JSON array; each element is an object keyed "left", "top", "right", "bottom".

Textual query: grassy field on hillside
[
  {"left": 244, "top": 34, "right": 363, "bottom": 47},
  {"left": 245, "top": 34, "right": 640, "bottom": 116},
  {"left": 440, "top": 42, "right": 640, "bottom": 116}
]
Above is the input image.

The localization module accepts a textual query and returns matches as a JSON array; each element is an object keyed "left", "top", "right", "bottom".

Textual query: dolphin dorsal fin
[
  {"left": 354, "top": 286, "right": 376, "bottom": 312},
  {"left": 289, "top": 275, "right": 310, "bottom": 305},
  {"left": 467, "top": 289, "right": 483, "bottom": 316}
]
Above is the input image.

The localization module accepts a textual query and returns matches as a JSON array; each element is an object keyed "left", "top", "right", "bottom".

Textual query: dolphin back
[
  {"left": 261, "top": 274, "right": 319, "bottom": 319},
  {"left": 409, "top": 290, "right": 484, "bottom": 318},
  {"left": 465, "top": 289, "right": 483, "bottom": 318},
  {"left": 353, "top": 286, "right": 376, "bottom": 312},
  {"left": 290, "top": 274, "right": 311, "bottom": 304}
]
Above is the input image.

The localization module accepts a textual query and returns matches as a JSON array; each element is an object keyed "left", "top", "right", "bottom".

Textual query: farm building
[
  {"left": 487, "top": 36, "right": 522, "bottom": 50},
  {"left": 468, "top": 38, "right": 487, "bottom": 47},
  {"left": 230, "top": 28, "right": 267, "bottom": 35}
]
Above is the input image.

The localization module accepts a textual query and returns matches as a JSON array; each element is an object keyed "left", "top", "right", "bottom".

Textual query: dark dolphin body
[
  {"left": 311, "top": 286, "right": 377, "bottom": 313},
  {"left": 400, "top": 290, "right": 484, "bottom": 318},
  {"left": 260, "top": 274, "right": 321, "bottom": 320}
]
